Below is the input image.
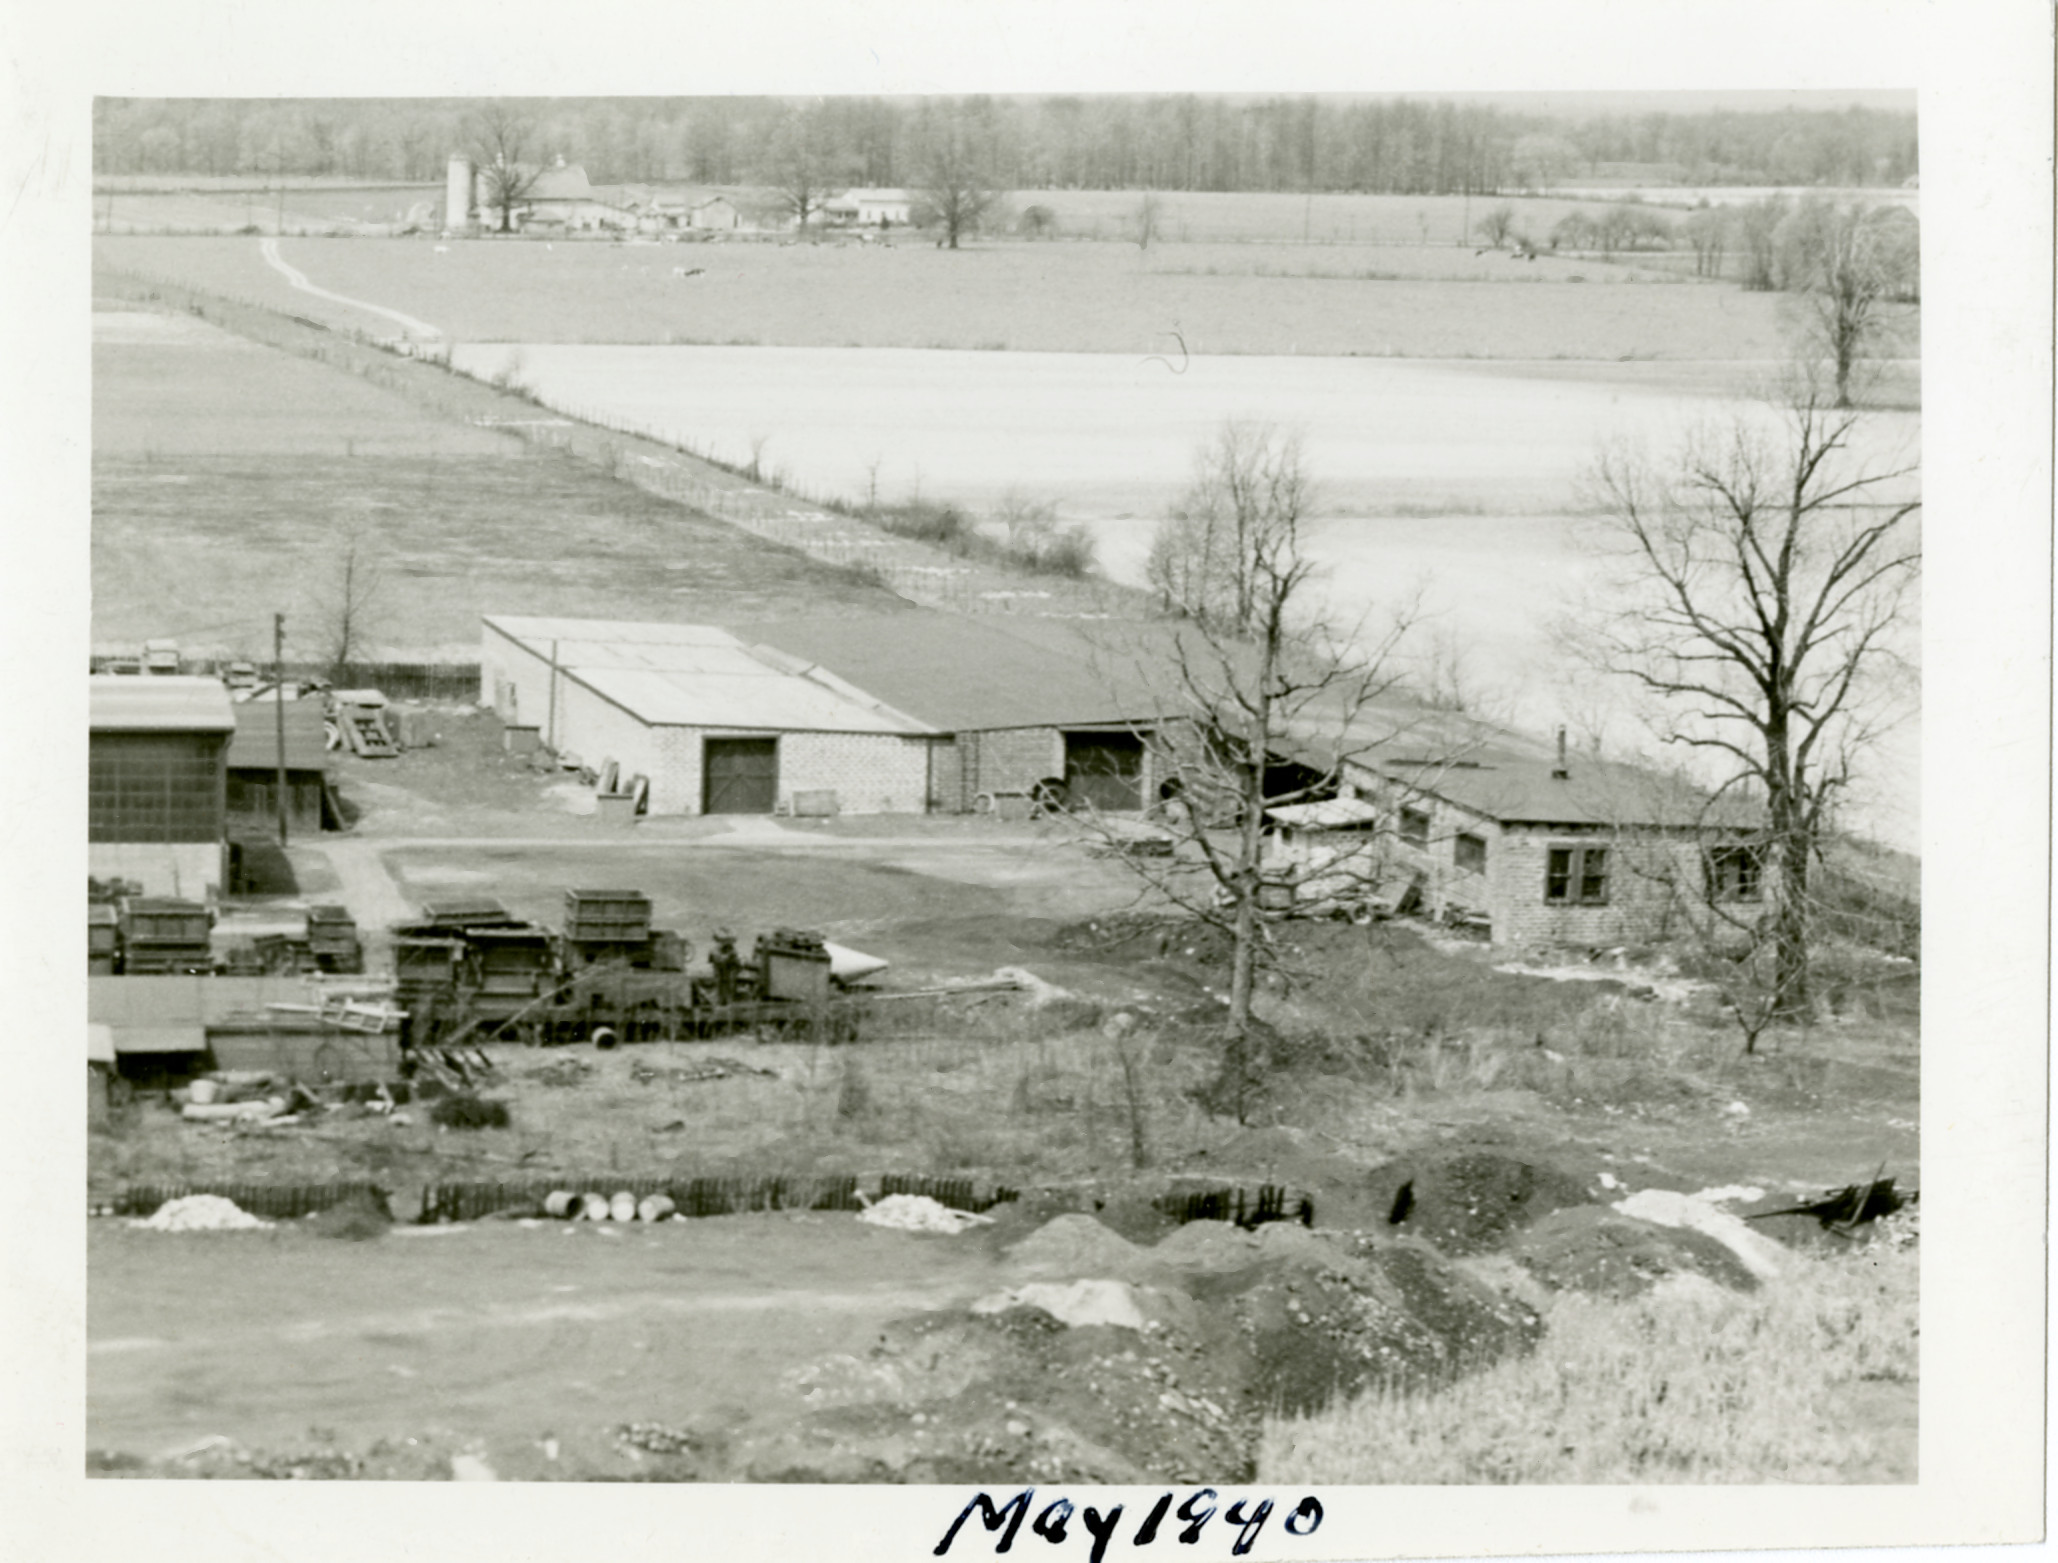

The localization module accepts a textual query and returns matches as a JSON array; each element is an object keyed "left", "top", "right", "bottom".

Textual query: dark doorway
[
  {"left": 1063, "top": 730, "right": 1145, "bottom": 812},
  {"left": 702, "top": 737, "right": 779, "bottom": 814}
]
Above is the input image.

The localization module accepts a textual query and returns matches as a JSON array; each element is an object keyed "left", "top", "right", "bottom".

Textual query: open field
[
  {"left": 94, "top": 180, "right": 1913, "bottom": 243},
  {"left": 97, "top": 182, "right": 440, "bottom": 236},
  {"left": 90, "top": 307, "right": 906, "bottom": 659},
  {"left": 99, "top": 233, "right": 1813, "bottom": 359},
  {"left": 94, "top": 310, "right": 518, "bottom": 457},
  {"left": 92, "top": 452, "right": 903, "bottom": 662}
]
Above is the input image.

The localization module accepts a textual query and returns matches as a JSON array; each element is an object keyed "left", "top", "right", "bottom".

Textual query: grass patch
[{"left": 1260, "top": 1240, "right": 1917, "bottom": 1483}]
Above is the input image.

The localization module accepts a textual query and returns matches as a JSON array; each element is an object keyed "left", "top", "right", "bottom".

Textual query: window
[
  {"left": 1706, "top": 844, "right": 1764, "bottom": 901},
  {"left": 1399, "top": 807, "right": 1431, "bottom": 847},
  {"left": 1545, "top": 845, "right": 1609, "bottom": 905},
  {"left": 1454, "top": 832, "right": 1488, "bottom": 874}
]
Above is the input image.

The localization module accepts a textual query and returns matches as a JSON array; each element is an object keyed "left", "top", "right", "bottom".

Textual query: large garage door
[
  {"left": 1064, "top": 731, "right": 1144, "bottom": 812},
  {"left": 702, "top": 737, "right": 778, "bottom": 814}
]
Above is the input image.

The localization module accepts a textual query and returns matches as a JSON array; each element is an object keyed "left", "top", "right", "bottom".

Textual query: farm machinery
[{"left": 389, "top": 890, "right": 881, "bottom": 1049}]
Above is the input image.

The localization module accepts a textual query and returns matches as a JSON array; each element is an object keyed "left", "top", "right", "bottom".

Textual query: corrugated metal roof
[
  {"left": 1366, "top": 751, "right": 1763, "bottom": 831},
  {"left": 484, "top": 616, "right": 938, "bottom": 735},
  {"left": 577, "top": 666, "right": 930, "bottom": 734},
  {"left": 227, "top": 701, "right": 329, "bottom": 772},
  {"left": 737, "top": 612, "right": 1163, "bottom": 732},
  {"left": 87, "top": 975, "right": 308, "bottom": 1025},
  {"left": 90, "top": 676, "right": 234, "bottom": 733}
]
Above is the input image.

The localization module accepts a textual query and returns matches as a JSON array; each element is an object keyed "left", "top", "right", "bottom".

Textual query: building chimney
[{"left": 1552, "top": 726, "right": 1569, "bottom": 780}]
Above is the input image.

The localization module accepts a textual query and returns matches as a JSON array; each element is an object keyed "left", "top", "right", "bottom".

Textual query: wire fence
[{"left": 97, "top": 262, "right": 1148, "bottom": 624}]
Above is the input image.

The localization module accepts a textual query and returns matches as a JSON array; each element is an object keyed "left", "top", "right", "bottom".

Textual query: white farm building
[
  {"left": 480, "top": 612, "right": 1170, "bottom": 818},
  {"left": 481, "top": 616, "right": 941, "bottom": 816}
]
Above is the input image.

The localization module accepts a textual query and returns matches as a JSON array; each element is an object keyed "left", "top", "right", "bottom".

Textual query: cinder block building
[
  {"left": 1336, "top": 742, "right": 1766, "bottom": 949},
  {"left": 479, "top": 612, "right": 1171, "bottom": 818},
  {"left": 737, "top": 613, "right": 1170, "bottom": 814},
  {"left": 88, "top": 676, "right": 234, "bottom": 900},
  {"left": 480, "top": 616, "right": 945, "bottom": 816}
]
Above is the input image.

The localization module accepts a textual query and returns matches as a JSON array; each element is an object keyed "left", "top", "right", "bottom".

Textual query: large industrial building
[
  {"left": 88, "top": 676, "right": 234, "bottom": 899},
  {"left": 479, "top": 613, "right": 1169, "bottom": 817}
]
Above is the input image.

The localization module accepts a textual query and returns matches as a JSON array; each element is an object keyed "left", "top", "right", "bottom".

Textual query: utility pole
[{"left": 274, "top": 613, "right": 290, "bottom": 848}]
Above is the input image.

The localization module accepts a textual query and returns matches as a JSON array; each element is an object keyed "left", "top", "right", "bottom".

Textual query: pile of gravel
[
  {"left": 130, "top": 1194, "right": 273, "bottom": 1232},
  {"left": 1004, "top": 1213, "right": 1146, "bottom": 1275}
]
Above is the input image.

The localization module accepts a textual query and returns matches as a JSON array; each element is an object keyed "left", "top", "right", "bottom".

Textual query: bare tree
[
  {"left": 1135, "top": 190, "right": 1162, "bottom": 251},
  {"left": 914, "top": 112, "right": 1002, "bottom": 250},
  {"left": 1734, "top": 194, "right": 1788, "bottom": 292},
  {"left": 1476, "top": 203, "right": 1516, "bottom": 249},
  {"left": 766, "top": 106, "right": 844, "bottom": 233},
  {"left": 1100, "top": 424, "right": 1417, "bottom": 1119},
  {"left": 1571, "top": 386, "right": 1920, "bottom": 1023},
  {"left": 308, "top": 518, "right": 392, "bottom": 680},
  {"left": 1777, "top": 200, "right": 1919, "bottom": 409},
  {"left": 467, "top": 102, "right": 543, "bottom": 234}
]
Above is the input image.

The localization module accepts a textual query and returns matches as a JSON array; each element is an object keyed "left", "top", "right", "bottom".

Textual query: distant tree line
[{"left": 93, "top": 95, "right": 1916, "bottom": 196}]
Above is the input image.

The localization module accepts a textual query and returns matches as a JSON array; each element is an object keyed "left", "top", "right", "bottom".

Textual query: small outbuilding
[
  {"left": 225, "top": 698, "right": 341, "bottom": 837},
  {"left": 1338, "top": 738, "right": 1766, "bottom": 948},
  {"left": 736, "top": 612, "right": 1170, "bottom": 813},
  {"left": 89, "top": 676, "right": 234, "bottom": 901}
]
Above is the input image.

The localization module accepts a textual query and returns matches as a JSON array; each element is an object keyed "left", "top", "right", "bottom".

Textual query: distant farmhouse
[
  {"left": 445, "top": 155, "right": 754, "bottom": 238},
  {"left": 823, "top": 188, "right": 914, "bottom": 228},
  {"left": 445, "top": 154, "right": 634, "bottom": 235}
]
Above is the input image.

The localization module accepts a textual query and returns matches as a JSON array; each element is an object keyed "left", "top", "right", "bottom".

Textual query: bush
[
  {"left": 306, "top": 1196, "right": 391, "bottom": 1241},
  {"left": 430, "top": 1094, "right": 510, "bottom": 1130}
]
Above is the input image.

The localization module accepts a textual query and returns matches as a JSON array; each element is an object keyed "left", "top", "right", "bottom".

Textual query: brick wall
[
  {"left": 1488, "top": 826, "right": 1699, "bottom": 950},
  {"left": 966, "top": 727, "right": 1063, "bottom": 800},
  {"left": 553, "top": 682, "right": 668, "bottom": 804},
  {"left": 778, "top": 732, "right": 934, "bottom": 815},
  {"left": 480, "top": 626, "right": 555, "bottom": 730},
  {"left": 1340, "top": 764, "right": 1708, "bottom": 949}
]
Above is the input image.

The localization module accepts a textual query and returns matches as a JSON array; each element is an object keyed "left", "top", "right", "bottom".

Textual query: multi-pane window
[
  {"left": 1706, "top": 844, "right": 1764, "bottom": 901},
  {"left": 1454, "top": 831, "right": 1488, "bottom": 874},
  {"left": 1545, "top": 845, "right": 1609, "bottom": 905},
  {"left": 1399, "top": 807, "right": 1431, "bottom": 847},
  {"left": 89, "top": 733, "right": 225, "bottom": 843}
]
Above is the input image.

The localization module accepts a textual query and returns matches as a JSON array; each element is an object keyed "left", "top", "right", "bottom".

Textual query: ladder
[{"left": 340, "top": 706, "right": 399, "bottom": 758}]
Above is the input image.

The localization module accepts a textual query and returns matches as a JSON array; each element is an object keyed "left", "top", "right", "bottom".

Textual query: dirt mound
[
  {"left": 743, "top": 1302, "right": 1252, "bottom": 1484},
  {"left": 749, "top": 1212, "right": 1543, "bottom": 1479},
  {"left": 1004, "top": 1213, "right": 1147, "bottom": 1278},
  {"left": 1508, "top": 1206, "right": 1763, "bottom": 1298},
  {"left": 1367, "top": 1146, "right": 1594, "bottom": 1255}
]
